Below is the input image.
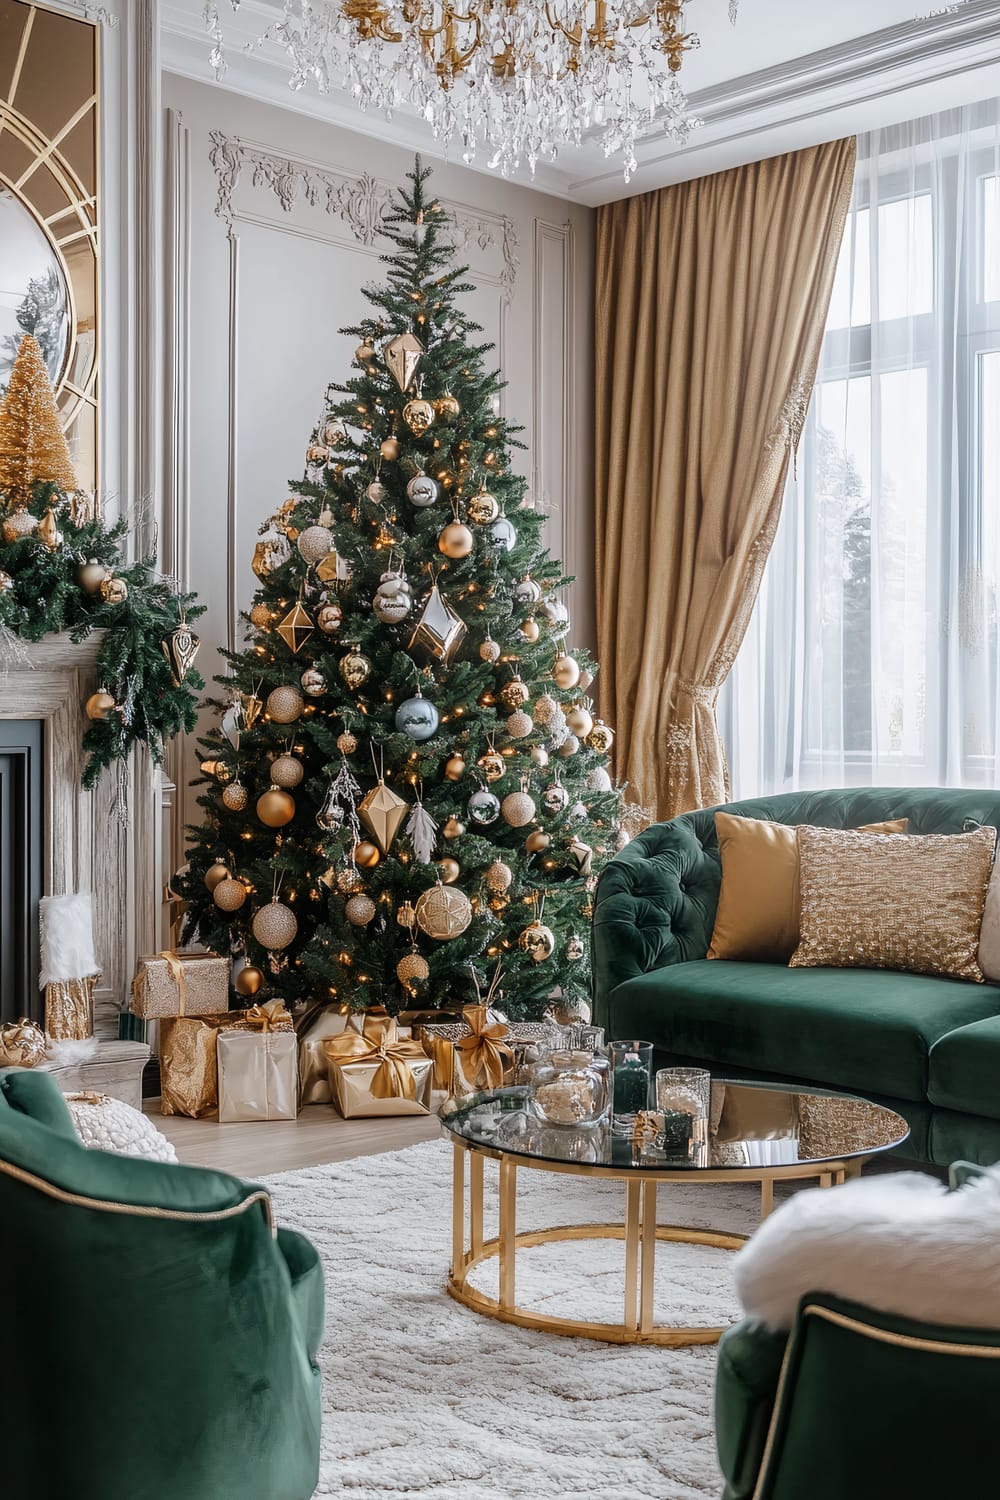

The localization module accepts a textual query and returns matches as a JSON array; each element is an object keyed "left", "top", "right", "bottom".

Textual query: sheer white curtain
[{"left": 721, "top": 99, "right": 1000, "bottom": 796}]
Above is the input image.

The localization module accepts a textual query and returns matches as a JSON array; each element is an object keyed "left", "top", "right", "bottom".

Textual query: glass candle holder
[
  {"left": 609, "top": 1040, "right": 653, "bottom": 1136},
  {"left": 655, "top": 1067, "right": 711, "bottom": 1121}
]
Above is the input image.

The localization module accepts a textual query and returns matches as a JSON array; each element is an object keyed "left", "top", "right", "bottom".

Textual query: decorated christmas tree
[
  {"left": 180, "top": 160, "right": 621, "bottom": 1020},
  {"left": 0, "top": 333, "right": 78, "bottom": 510}
]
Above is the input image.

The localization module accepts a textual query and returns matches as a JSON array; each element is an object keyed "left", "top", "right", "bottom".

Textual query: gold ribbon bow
[
  {"left": 454, "top": 1004, "right": 513, "bottom": 1091},
  {"left": 323, "top": 1012, "right": 428, "bottom": 1101},
  {"left": 243, "top": 999, "right": 293, "bottom": 1031},
  {"left": 158, "top": 951, "right": 188, "bottom": 1015}
]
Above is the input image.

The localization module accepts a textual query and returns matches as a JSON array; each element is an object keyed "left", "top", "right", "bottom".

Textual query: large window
[{"left": 722, "top": 103, "right": 1000, "bottom": 793}]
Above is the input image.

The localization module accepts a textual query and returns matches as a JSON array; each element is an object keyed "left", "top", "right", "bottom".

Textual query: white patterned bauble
[
  {"left": 345, "top": 894, "right": 376, "bottom": 926},
  {"left": 501, "top": 790, "right": 536, "bottom": 827},
  {"left": 513, "top": 578, "right": 542, "bottom": 606},
  {"left": 533, "top": 694, "right": 559, "bottom": 725},
  {"left": 297, "top": 525, "right": 335, "bottom": 564},
  {"left": 407, "top": 473, "right": 440, "bottom": 507},
  {"left": 65, "top": 1093, "right": 178, "bottom": 1163},
  {"left": 374, "top": 589, "right": 410, "bottom": 624},
  {"left": 506, "top": 710, "right": 533, "bottom": 740},
  {"left": 488, "top": 517, "right": 517, "bottom": 551},
  {"left": 587, "top": 766, "right": 613, "bottom": 792},
  {"left": 415, "top": 883, "right": 472, "bottom": 940},
  {"left": 252, "top": 900, "right": 298, "bottom": 949}
]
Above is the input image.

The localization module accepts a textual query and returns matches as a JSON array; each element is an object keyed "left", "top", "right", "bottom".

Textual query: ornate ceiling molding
[{"left": 207, "top": 132, "right": 519, "bottom": 302}]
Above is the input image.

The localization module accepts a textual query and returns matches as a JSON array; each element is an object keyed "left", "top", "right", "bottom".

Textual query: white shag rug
[{"left": 265, "top": 1138, "right": 766, "bottom": 1500}]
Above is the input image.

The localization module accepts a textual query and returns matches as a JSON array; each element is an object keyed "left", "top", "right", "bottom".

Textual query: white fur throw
[
  {"left": 64, "top": 1093, "right": 177, "bottom": 1164},
  {"left": 734, "top": 1167, "right": 1000, "bottom": 1331},
  {"left": 39, "top": 893, "right": 100, "bottom": 987}
]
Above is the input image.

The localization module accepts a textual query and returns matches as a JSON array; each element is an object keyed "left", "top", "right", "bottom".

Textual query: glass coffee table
[{"left": 439, "top": 1079, "right": 909, "bottom": 1347}]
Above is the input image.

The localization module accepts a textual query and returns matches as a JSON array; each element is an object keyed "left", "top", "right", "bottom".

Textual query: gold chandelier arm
[
  {"left": 340, "top": 0, "right": 403, "bottom": 44},
  {"left": 418, "top": 5, "right": 483, "bottom": 80}
]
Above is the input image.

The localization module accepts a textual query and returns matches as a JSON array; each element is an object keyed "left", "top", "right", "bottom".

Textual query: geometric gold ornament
[
  {"left": 383, "top": 331, "right": 424, "bottom": 392},
  {"left": 276, "top": 601, "right": 315, "bottom": 654},
  {"left": 315, "top": 552, "right": 340, "bottom": 584},
  {"left": 358, "top": 779, "right": 408, "bottom": 855},
  {"left": 161, "top": 618, "right": 202, "bottom": 685},
  {"left": 408, "top": 584, "right": 466, "bottom": 664}
]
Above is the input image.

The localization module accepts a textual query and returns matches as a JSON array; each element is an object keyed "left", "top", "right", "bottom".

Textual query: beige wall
[{"left": 161, "top": 72, "right": 595, "bottom": 852}]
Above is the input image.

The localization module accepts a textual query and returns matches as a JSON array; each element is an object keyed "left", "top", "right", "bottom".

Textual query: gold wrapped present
[
  {"left": 158, "top": 1007, "right": 272, "bottom": 1117},
  {"left": 131, "top": 950, "right": 228, "bottom": 1019},
  {"left": 45, "top": 977, "right": 97, "bottom": 1041},
  {"left": 323, "top": 1011, "right": 433, "bottom": 1118},
  {"left": 451, "top": 1005, "right": 516, "bottom": 1099},
  {"left": 218, "top": 1001, "right": 298, "bottom": 1123},
  {"left": 296, "top": 1001, "right": 353, "bottom": 1106}
]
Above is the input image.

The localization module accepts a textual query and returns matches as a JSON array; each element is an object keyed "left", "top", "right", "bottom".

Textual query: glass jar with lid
[{"left": 528, "top": 1049, "right": 610, "bottom": 1127}]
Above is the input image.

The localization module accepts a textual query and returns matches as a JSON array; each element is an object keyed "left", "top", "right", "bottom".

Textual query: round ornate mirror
[{"left": 0, "top": 187, "right": 71, "bottom": 397}]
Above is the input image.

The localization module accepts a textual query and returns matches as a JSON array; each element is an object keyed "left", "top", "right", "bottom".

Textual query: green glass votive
[{"left": 609, "top": 1040, "right": 653, "bottom": 1136}]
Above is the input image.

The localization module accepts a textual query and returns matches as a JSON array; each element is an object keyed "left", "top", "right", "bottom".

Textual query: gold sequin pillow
[{"left": 790, "top": 825, "right": 996, "bottom": 982}]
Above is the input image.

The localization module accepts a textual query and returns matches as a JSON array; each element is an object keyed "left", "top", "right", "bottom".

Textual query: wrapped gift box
[
  {"left": 131, "top": 951, "right": 228, "bottom": 1020},
  {"left": 449, "top": 1006, "right": 516, "bottom": 1100},
  {"left": 158, "top": 1004, "right": 287, "bottom": 1118},
  {"left": 296, "top": 1002, "right": 354, "bottom": 1106},
  {"left": 218, "top": 1004, "right": 297, "bottom": 1122},
  {"left": 324, "top": 1012, "right": 432, "bottom": 1118}
]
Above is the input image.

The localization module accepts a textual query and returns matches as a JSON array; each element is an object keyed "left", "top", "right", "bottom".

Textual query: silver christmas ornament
[
  {"left": 395, "top": 693, "right": 440, "bottom": 741},
  {"left": 407, "top": 473, "right": 440, "bottom": 507},
  {"left": 488, "top": 517, "right": 517, "bottom": 552},
  {"left": 468, "top": 788, "right": 501, "bottom": 826}
]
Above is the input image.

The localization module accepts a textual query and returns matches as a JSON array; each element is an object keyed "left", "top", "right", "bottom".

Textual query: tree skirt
[{"left": 265, "top": 1138, "right": 765, "bottom": 1499}]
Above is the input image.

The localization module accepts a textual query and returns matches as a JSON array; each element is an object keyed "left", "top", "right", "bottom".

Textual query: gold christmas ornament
[
  {"left": 408, "top": 584, "right": 466, "bottom": 663},
  {"left": 250, "top": 602, "right": 272, "bottom": 628},
  {"left": 0, "top": 1017, "right": 47, "bottom": 1069},
  {"left": 478, "top": 689, "right": 496, "bottom": 708},
  {"left": 318, "top": 601, "right": 344, "bottom": 634},
  {"left": 266, "top": 685, "right": 304, "bottom": 723},
  {"left": 251, "top": 529, "right": 292, "bottom": 581},
  {"left": 162, "top": 617, "right": 201, "bottom": 685},
  {"left": 380, "top": 436, "right": 401, "bottom": 461},
  {"left": 506, "top": 710, "right": 534, "bottom": 740},
  {"left": 499, "top": 676, "right": 529, "bottom": 711},
  {"left": 234, "top": 964, "right": 266, "bottom": 998},
  {"left": 531, "top": 745, "right": 550, "bottom": 768},
  {"left": 485, "top": 859, "right": 513, "bottom": 894},
  {"left": 276, "top": 601, "right": 315, "bottom": 654},
  {"left": 252, "top": 899, "right": 298, "bottom": 949},
  {"left": 443, "top": 817, "right": 466, "bottom": 839},
  {"left": 355, "top": 336, "right": 377, "bottom": 363},
  {"left": 479, "top": 636, "right": 501, "bottom": 664},
  {"left": 297, "top": 525, "right": 335, "bottom": 564},
  {"left": 300, "top": 666, "right": 326, "bottom": 696},
  {"left": 403, "top": 397, "right": 434, "bottom": 434},
  {"left": 337, "top": 731, "right": 359, "bottom": 755},
  {"left": 84, "top": 690, "right": 116, "bottom": 721},
  {"left": 316, "top": 552, "right": 341, "bottom": 584},
  {"left": 478, "top": 751, "right": 505, "bottom": 782},
  {"left": 438, "top": 520, "right": 474, "bottom": 559},
  {"left": 0, "top": 569, "right": 12, "bottom": 591},
  {"left": 502, "top": 789, "right": 537, "bottom": 827},
  {"left": 397, "top": 900, "right": 418, "bottom": 929},
  {"left": 78, "top": 558, "right": 108, "bottom": 595},
  {"left": 415, "top": 882, "right": 472, "bottom": 940},
  {"left": 444, "top": 753, "right": 466, "bottom": 781},
  {"left": 200, "top": 758, "right": 233, "bottom": 783},
  {"left": 324, "top": 418, "right": 347, "bottom": 446},
  {"left": 567, "top": 704, "right": 594, "bottom": 738},
  {"left": 358, "top": 779, "right": 408, "bottom": 854},
  {"left": 213, "top": 877, "right": 247, "bottom": 912},
  {"left": 340, "top": 647, "right": 373, "bottom": 690},
  {"left": 384, "top": 330, "right": 425, "bottom": 391},
  {"left": 519, "top": 921, "right": 556, "bottom": 963},
  {"left": 257, "top": 785, "right": 296, "bottom": 828},
  {"left": 99, "top": 574, "right": 128, "bottom": 605},
  {"left": 587, "top": 720, "right": 616, "bottom": 754},
  {"left": 2, "top": 508, "right": 36, "bottom": 543},
  {"left": 553, "top": 654, "right": 581, "bottom": 690},
  {"left": 243, "top": 693, "right": 264, "bottom": 732},
  {"left": 566, "top": 836, "right": 594, "bottom": 876},
  {"left": 520, "top": 618, "right": 540, "bottom": 643},
  {"left": 525, "top": 830, "right": 550, "bottom": 853},
  {"left": 434, "top": 391, "right": 461, "bottom": 418},
  {"left": 345, "top": 893, "right": 377, "bottom": 926},
  {"left": 271, "top": 753, "right": 304, "bottom": 788},
  {"left": 204, "top": 860, "right": 231, "bottom": 893},
  {"left": 397, "top": 951, "right": 430, "bottom": 989},
  {"left": 367, "top": 479, "right": 389, "bottom": 504},
  {"left": 306, "top": 444, "right": 329, "bottom": 465},
  {"left": 438, "top": 857, "right": 460, "bottom": 883},
  {"left": 467, "top": 486, "right": 499, "bottom": 524},
  {"left": 222, "top": 781, "right": 250, "bottom": 812},
  {"left": 338, "top": 866, "right": 365, "bottom": 894},
  {"left": 37, "top": 506, "right": 63, "bottom": 551},
  {"left": 353, "top": 840, "right": 381, "bottom": 868}
]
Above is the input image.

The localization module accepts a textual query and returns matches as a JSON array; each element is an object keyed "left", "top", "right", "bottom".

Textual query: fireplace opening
[{"left": 0, "top": 720, "right": 43, "bottom": 1023}]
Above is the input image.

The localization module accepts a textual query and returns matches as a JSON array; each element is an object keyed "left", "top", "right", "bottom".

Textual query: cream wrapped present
[
  {"left": 323, "top": 1011, "right": 433, "bottom": 1118},
  {"left": 217, "top": 1001, "right": 297, "bottom": 1123},
  {"left": 131, "top": 950, "right": 228, "bottom": 1019}
]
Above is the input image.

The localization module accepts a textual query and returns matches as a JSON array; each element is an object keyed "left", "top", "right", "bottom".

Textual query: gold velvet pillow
[
  {"left": 790, "top": 824, "right": 996, "bottom": 982},
  {"left": 707, "top": 812, "right": 909, "bottom": 963}
]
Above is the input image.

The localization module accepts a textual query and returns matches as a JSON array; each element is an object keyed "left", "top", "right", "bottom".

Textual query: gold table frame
[{"left": 448, "top": 1140, "right": 866, "bottom": 1347}]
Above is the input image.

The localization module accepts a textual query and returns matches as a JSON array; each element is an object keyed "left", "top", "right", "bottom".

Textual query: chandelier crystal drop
[{"left": 208, "top": 2, "right": 741, "bottom": 182}]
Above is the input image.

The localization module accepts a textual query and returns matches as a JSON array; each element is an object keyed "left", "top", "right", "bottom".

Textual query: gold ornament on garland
[
  {"left": 485, "top": 859, "right": 513, "bottom": 894},
  {"left": 397, "top": 900, "right": 418, "bottom": 929},
  {"left": 338, "top": 866, "right": 365, "bottom": 894},
  {"left": 242, "top": 692, "right": 264, "bottom": 732},
  {"left": 317, "top": 601, "right": 344, "bottom": 635},
  {"left": 355, "top": 336, "right": 377, "bottom": 364},
  {"left": 297, "top": 525, "right": 335, "bottom": 565},
  {"left": 36, "top": 506, "right": 63, "bottom": 552},
  {"left": 78, "top": 559, "right": 108, "bottom": 595},
  {"left": 300, "top": 665, "right": 325, "bottom": 696},
  {"left": 502, "top": 779, "right": 537, "bottom": 827},
  {"left": 467, "top": 486, "right": 499, "bottom": 525},
  {"left": 478, "top": 750, "right": 505, "bottom": 782},
  {"left": 434, "top": 391, "right": 461, "bottom": 419},
  {"left": 408, "top": 579, "right": 466, "bottom": 663},
  {"left": 525, "top": 829, "right": 550, "bottom": 853},
  {"left": 271, "top": 753, "right": 304, "bottom": 788},
  {"left": 358, "top": 775, "right": 407, "bottom": 854},
  {"left": 479, "top": 636, "right": 501, "bottom": 664},
  {"left": 85, "top": 690, "right": 116, "bottom": 721},
  {"left": 437, "top": 856, "right": 460, "bottom": 883},
  {"left": 337, "top": 730, "right": 358, "bottom": 756},
  {"left": 415, "top": 882, "right": 472, "bottom": 940},
  {"left": 2, "top": 509, "right": 35, "bottom": 543},
  {"left": 257, "top": 784, "right": 296, "bottom": 828},
  {"left": 438, "top": 518, "right": 474, "bottom": 559},
  {"left": 566, "top": 704, "right": 594, "bottom": 738},
  {"left": 499, "top": 676, "right": 529, "bottom": 711},
  {"left": 444, "top": 753, "right": 466, "bottom": 781},
  {"left": 249, "top": 602, "right": 271, "bottom": 628},
  {"left": 403, "top": 397, "right": 434, "bottom": 434},
  {"left": 380, "top": 436, "right": 401, "bottom": 462},
  {"left": 353, "top": 840, "right": 381, "bottom": 868},
  {"left": 553, "top": 653, "right": 581, "bottom": 690},
  {"left": 587, "top": 720, "right": 615, "bottom": 754},
  {"left": 519, "top": 919, "right": 556, "bottom": 963},
  {"left": 383, "top": 330, "right": 424, "bottom": 392},
  {"left": 99, "top": 574, "right": 128, "bottom": 605},
  {"left": 276, "top": 601, "right": 315, "bottom": 655},
  {"left": 162, "top": 613, "right": 201, "bottom": 685},
  {"left": 0, "top": 1016, "right": 47, "bottom": 1069},
  {"left": 204, "top": 860, "right": 231, "bottom": 892},
  {"left": 442, "top": 816, "right": 465, "bottom": 839},
  {"left": 252, "top": 899, "right": 298, "bottom": 950},
  {"left": 340, "top": 646, "right": 372, "bottom": 690}
]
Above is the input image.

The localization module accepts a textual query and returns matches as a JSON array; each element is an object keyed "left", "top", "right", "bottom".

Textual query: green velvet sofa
[
  {"left": 0, "top": 1068, "right": 323, "bottom": 1500},
  {"left": 592, "top": 788, "right": 1000, "bottom": 1165}
]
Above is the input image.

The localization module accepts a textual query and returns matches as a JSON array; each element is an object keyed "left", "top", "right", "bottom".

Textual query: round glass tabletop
[{"left": 440, "top": 1079, "right": 910, "bottom": 1173}]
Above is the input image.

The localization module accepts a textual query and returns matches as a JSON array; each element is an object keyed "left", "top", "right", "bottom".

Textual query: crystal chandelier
[{"left": 208, "top": 2, "right": 741, "bottom": 181}]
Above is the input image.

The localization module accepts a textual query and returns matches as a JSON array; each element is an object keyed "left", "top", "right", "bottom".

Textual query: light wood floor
[{"left": 147, "top": 1099, "right": 440, "bottom": 1176}]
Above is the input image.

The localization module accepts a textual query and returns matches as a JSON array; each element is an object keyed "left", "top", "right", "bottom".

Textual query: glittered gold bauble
[
  {"left": 485, "top": 860, "right": 513, "bottom": 894},
  {"left": 257, "top": 785, "right": 296, "bottom": 827},
  {"left": 434, "top": 391, "right": 461, "bottom": 418},
  {"left": 380, "top": 437, "right": 401, "bottom": 461},
  {"left": 337, "top": 731, "right": 358, "bottom": 755},
  {"left": 297, "top": 525, "right": 335, "bottom": 564},
  {"left": 437, "top": 857, "right": 460, "bottom": 883},
  {"left": 520, "top": 619, "right": 540, "bottom": 644},
  {"left": 277, "top": 602, "right": 314, "bottom": 654},
  {"left": 443, "top": 817, "right": 465, "bottom": 839},
  {"left": 0, "top": 1017, "right": 46, "bottom": 1068},
  {"left": 3, "top": 508, "right": 36, "bottom": 543},
  {"left": 502, "top": 790, "right": 536, "bottom": 827},
  {"left": 519, "top": 921, "right": 555, "bottom": 963},
  {"left": 506, "top": 710, "right": 533, "bottom": 740},
  {"left": 234, "top": 964, "right": 266, "bottom": 998},
  {"left": 397, "top": 951, "right": 430, "bottom": 989},
  {"left": 205, "top": 860, "right": 231, "bottom": 893},
  {"left": 340, "top": 647, "right": 372, "bottom": 690},
  {"left": 499, "top": 676, "right": 529, "bottom": 711},
  {"left": 337, "top": 866, "right": 365, "bottom": 895},
  {"left": 438, "top": 521, "right": 474, "bottom": 559},
  {"left": 345, "top": 893, "right": 376, "bottom": 926},
  {"left": 397, "top": 900, "right": 418, "bottom": 929},
  {"left": 79, "top": 558, "right": 108, "bottom": 595},
  {"left": 558, "top": 734, "right": 580, "bottom": 758},
  {"left": 444, "top": 753, "right": 466, "bottom": 781},
  {"left": 403, "top": 397, "right": 434, "bottom": 434},
  {"left": 587, "top": 720, "right": 615, "bottom": 754},
  {"left": 533, "top": 694, "right": 558, "bottom": 725},
  {"left": 222, "top": 781, "right": 250, "bottom": 812},
  {"left": 479, "top": 637, "right": 501, "bottom": 664},
  {"left": 252, "top": 899, "right": 298, "bottom": 950},
  {"left": 478, "top": 751, "right": 505, "bottom": 782},
  {"left": 37, "top": 506, "right": 63, "bottom": 551},
  {"left": 213, "top": 876, "right": 247, "bottom": 912},
  {"left": 266, "top": 686, "right": 304, "bottom": 723},
  {"left": 324, "top": 419, "right": 347, "bottom": 446},
  {"left": 250, "top": 602, "right": 272, "bottom": 628},
  {"left": 467, "top": 487, "right": 499, "bottom": 525},
  {"left": 271, "top": 753, "right": 304, "bottom": 788},
  {"left": 353, "top": 840, "right": 381, "bottom": 868},
  {"left": 525, "top": 829, "right": 550, "bottom": 853},
  {"left": 318, "top": 602, "right": 343, "bottom": 634},
  {"left": 306, "top": 444, "right": 330, "bottom": 465},
  {"left": 553, "top": 654, "right": 581, "bottom": 690},
  {"left": 567, "top": 704, "right": 594, "bottom": 738},
  {"left": 415, "top": 882, "right": 472, "bottom": 939},
  {"left": 531, "top": 745, "right": 550, "bottom": 769},
  {"left": 85, "top": 690, "right": 116, "bottom": 721},
  {"left": 300, "top": 666, "right": 326, "bottom": 696}
]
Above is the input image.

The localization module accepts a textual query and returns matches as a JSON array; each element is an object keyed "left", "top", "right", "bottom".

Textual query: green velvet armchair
[{"left": 0, "top": 1068, "right": 323, "bottom": 1500}]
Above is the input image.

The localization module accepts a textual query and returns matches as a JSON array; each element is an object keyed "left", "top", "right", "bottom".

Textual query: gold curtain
[{"left": 594, "top": 138, "right": 856, "bottom": 820}]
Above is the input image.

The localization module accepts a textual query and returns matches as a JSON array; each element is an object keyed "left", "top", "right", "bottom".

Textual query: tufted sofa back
[{"left": 592, "top": 787, "right": 1000, "bottom": 1008}]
